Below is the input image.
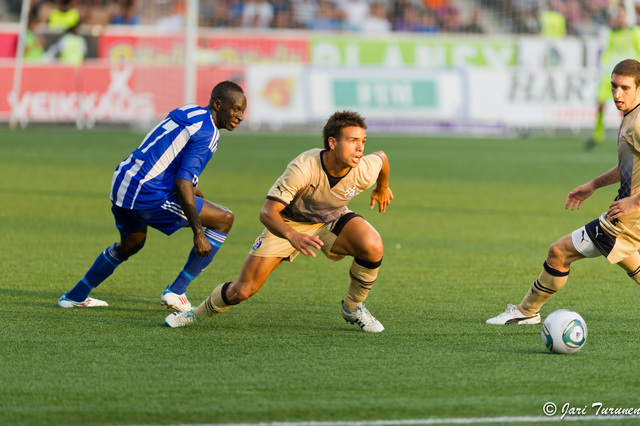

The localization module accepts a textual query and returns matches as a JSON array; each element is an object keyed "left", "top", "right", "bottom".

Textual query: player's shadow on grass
[{"left": 0, "top": 288, "right": 167, "bottom": 315}]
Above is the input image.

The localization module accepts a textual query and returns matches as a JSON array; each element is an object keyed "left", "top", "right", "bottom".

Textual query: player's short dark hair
[
  {"left": 322, "top": 110, "right": 367, "bottom": 149},
  {"left": 208, "top": 81, "right": 244, "bottom": 107},
  {"left": 612, "top": 59, "right": 640, "bottom": 87}
]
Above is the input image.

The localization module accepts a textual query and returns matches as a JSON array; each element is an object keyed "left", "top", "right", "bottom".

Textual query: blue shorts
[{"left": 112, "top": 194, "right": 204, "bottom": 237}]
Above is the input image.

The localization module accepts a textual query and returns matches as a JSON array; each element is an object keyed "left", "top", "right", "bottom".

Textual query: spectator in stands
[
  {"left": 393, "top": 4, "right": 422, "bottom": 32},
  {"left": 438, "top": 1, "right": 463, "bottom": 32},
  {"left": 242, "top": 0, "right": 274, "bottom": 28},
  {"left": 504, "top": 0, "right": 541, "bottom": 34},
  {"left": 584, "top": 0, "right": 609, "bottom": 27},
  {"left": 540, "top": 0, "right": 567, "bottom": 38},
  {"left": 417, "top": 8, "right": 439, "bottom": 32},
  {"left": 111, "top": 0, "right": 139, "bottom": 25},
  {"left": 562, "top": 0, "right": 582, "bottom": 35},
  {"left": 83, "top": 0, "right": 115, "bottom": 27},
  {"left": 48, "top": 0, "right": 81, "bottom": 30},
  {"left": 338, "top": 0, "right": 370, "bottom": 31},
  {"left": 200, "top": 0, "right": 234, "bottom": 27},
  {"left": 30, "top": 0, "right": 55, "bottom": 25},
  {"left": 44, "top": 20, "right": 87, "bottom": 66},
  {"left": 307, "top": 0, "right": 344, "bottom": 30},
  {"left": 361, "top": 2, "right": 392, "bottom": 33},
  {"left": 462, "top": 8, "right": 485, "bottom": 34},
  {"left": 423, "top": 0, "right": 462, "bottom": 32},
  {"left": 271, "top": 0, "right": 294, "bottom": 29},
  {"left": 155, "top": 0, "right": 186, "bottom": 30},
  {"left": 293, "top": 0, "right": 318, "bottom": 28},
  {"left": 423, "top": 0, "right": 446, "bottom": 14},
  {"left": 227, "top": 0, "right": 245, "bottom": 27},
  {"left": 392, "top": 3, "right": 439, "bottom": 33},
  {"left": 391, "top": 0, "right": 411, "bottom": 28},
  {"left": 573, "top": 6, "right": 600, "bottom": 36},
  {"left": 24, "top": 11, "right": 45, "bottom": 60}
]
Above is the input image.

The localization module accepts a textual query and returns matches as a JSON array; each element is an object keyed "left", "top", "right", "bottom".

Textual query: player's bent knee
[
  {"left": 219, "top": 210, "right": 234, "bottom": 233},
  {"left": 546, "top": 242, "right": 569, "bottom": 270},
  {"left": 226, "top": 280, "right": 259, "bottom": 303},
  {"left": 117, "top": 238, "right": 146, "bottom": 258},
  {"left": 233, "top": 285, "right": 258, "bottom": 303},
  {"left": 208, "top": 209, "right": 234, "bottom": 233},
  {"left": 201, "top": 202, "right": 235, "bottom": 232},
  {"left": 368, "top": 240, "right": 384, "bottom": 261},
  {"left": 356, "top": 234, "right": 383, "bottom": 262}
]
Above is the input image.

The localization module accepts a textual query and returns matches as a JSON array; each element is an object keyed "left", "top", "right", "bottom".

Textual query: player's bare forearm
[
  {"left": 259, "top": 199, "right": 323, "bottom": 257},
  {"left": 565, "top": 182, "right": 595, "bottom": 210},
  {"left": 370, "top": 151, "right": 394, "bottom": 212},
  {"left": 565, "top": 166, "right": 619, "bottom": 211},
  {"left": 175, "top": 178, "right": 210, "bottom": 256},
  {"left": 373, "top": 151, "right": 390, "bottom": 188},
  {"left": 175, "top": 178, "right": 204, "bottom": 234},
  {"left": 592, "top": 166, "right": 620, "bottom": 189}
]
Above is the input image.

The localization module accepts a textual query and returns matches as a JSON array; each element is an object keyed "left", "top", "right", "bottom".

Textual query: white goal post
[{"left": 10, "top": 0, "right": 31, "bottom": 129}]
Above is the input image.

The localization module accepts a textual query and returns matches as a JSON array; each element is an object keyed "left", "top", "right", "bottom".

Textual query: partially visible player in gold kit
[
  {"left": 488, "top": 59, "right": 640, "bottom": 325},
  {"left": 166, "top": 110, "right": 393, "bottom": 332}
]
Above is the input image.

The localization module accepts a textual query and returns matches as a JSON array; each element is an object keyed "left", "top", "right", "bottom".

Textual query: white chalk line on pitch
[{"left": 158, "top": 415, "right": 638, "bottom": 426}]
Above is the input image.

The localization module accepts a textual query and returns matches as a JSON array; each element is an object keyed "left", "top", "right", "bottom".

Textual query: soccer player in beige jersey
[
  {"left": 487, "top": 59, "right": 640, "bottom": 325},
  {"left": 165, "top": 110, "right": 393, "bottom": 332}
]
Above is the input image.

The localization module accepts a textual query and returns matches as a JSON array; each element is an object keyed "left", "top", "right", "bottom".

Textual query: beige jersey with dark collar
[
  {"left": 597, "top": 103, "right": 640, "bottom": 263},
  {"left": 616, "top": 104, "right": 640, "bottom": 202},
  {"left": 267, "top": 148, "right": 383, "bottom": 223}
]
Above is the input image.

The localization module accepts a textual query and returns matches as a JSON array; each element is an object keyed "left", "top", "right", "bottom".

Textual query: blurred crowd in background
[{"left": 4, "top": 0, "right": 638, "bottom": 36}]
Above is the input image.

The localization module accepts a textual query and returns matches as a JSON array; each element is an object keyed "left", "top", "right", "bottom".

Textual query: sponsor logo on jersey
[
  {"left": 344, "top": 185, "right": 357, "bottom": 198},
  {"left": 253, "top": 237, "right": 262, "bottom": 250}
]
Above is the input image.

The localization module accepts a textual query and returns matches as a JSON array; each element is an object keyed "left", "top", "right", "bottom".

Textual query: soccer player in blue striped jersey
[{"left": 58, "top": 81, "right": 247, "bottom": 311}]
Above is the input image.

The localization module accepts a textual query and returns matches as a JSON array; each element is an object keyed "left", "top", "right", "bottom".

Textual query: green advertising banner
[
  {"left": 308, "top": 68, "right": 465, "bottom": 120},
  {"left": 310, "top": 36, "right": 517, "bottom": 68},
  {"left": 333, "top": 79, "right": 437, "bottom": 110}
]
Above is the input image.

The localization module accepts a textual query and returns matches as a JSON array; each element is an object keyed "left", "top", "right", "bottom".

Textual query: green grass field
[{"left": 2, "top": 127, "right": 640, "bottom": 426}]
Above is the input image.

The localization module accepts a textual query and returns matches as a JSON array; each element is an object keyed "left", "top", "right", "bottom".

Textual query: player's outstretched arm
[
  {"left": 259, "top": 199, "right": 323, "bottom": 257},
  {"left": 565, "top": 166, "right": 620, "bottom": 211},
  {"left": 565, "top": 182, "right": 596, "bottom": 211},
  {"left": 175, "top": 177, "right": 211, "bottom": 257},
  {"left": 370, "top": 151, "right": 393, "bottom": 213}
]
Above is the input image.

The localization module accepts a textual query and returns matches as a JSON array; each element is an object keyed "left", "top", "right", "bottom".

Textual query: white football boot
[
  {"left": 486, "top": 304, "right": 541, "bottom": 325},
  {"left": 165, "top": 310, "right": 198, "bottom": 328},
  {"left": 58, "top": 293, "right": 108, "bottom": 308},
  {"left": 341, "top": 302, "right": 385, "bottom": 332},
  {"left": 161, "top": 285, "right": 192, "bottom": 312}
]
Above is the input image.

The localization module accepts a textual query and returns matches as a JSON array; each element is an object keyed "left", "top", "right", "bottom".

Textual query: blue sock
[
  {"left": 169, "top": 229, "right": 227, "bottom": 294},
  {"left": 66, "top": 244, "right": 126, "bottom": 302}
]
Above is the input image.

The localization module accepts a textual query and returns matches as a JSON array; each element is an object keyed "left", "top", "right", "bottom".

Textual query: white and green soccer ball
[{"left": 541, "top": 309, "right": 587, "bottom": 354}]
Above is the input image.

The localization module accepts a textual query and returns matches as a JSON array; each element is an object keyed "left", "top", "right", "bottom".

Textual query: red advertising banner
[
  {"left": 0, "top": 61, "right": 244, "bottom": 123},
  {"left": 0, "top": 31, "right": 18, "bottom": 57}
]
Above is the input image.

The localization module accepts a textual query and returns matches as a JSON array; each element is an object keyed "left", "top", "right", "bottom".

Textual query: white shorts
[{"left": 571, "top": 226, "right": 604, "bottom": 259}]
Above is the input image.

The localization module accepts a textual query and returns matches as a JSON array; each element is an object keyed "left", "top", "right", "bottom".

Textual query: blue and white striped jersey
[{"left": 110, "top": 104, "right": 220, "bottom": 210}]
